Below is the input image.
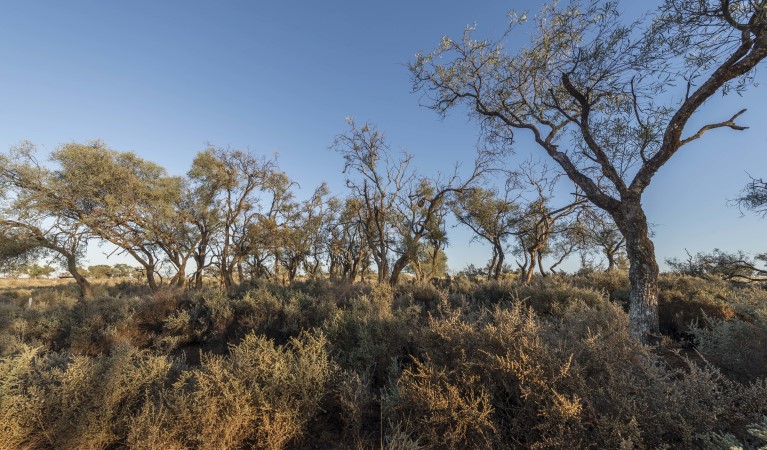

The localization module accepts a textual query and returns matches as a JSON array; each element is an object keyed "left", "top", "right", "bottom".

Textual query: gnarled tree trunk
[{"left": 615, "top": 202, "right": 660, "bottom": 343}]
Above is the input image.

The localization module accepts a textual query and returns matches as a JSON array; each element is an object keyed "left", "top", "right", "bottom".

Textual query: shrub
[
  {"left": 657, "top": 275, "right": 737, "bottom": 337},
  {"left": 385, "top": 359, "right": 497, "bottom": 449},
  {"left": 690, "top": 315, "right": 767, "bottom": 381},
  {"left": 1, "top": 275, "right": 766, "bottom": 448},
  {"left": 129, "top": 331, "right": 336, "bottom": 450}
]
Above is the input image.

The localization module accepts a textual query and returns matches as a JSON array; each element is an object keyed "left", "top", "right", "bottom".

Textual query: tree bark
[
  {"left": 376, "top": 258, "right": 389, "bottom": 284},
  {"left": 615, "top": 203, "right": 660, "bottom": 344},
  {"left": 537, "top": 252, "right": 547, "bottom": 277},
  {"left": 175, "top": 257, "right": 188, "bottom": 288},
  {"left": 488, "top": 250, "right": 498, "bottom": 281}
]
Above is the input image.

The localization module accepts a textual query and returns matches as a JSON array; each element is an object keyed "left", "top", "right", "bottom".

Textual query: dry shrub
[
  {"left": 331, "top": 371, "right": 375, "bottom": 443},
  {"left": 157, "top": 289, "right": 235, "bottom": 353},
  {"left": 467, "top": 278, "right": 518, "bottom": 304},
  {"left": 570, "top": 269, "right": 630, "bottom": 305},
  {"left": 516, "top": 278, "right": 606, "bottom": 316},
  {"left": 0, "top": 344, "right": 174, "bottom": 450},
  {"left": 234, "top": 285, "right": 337, "bottom": 346},
  {"left": 129, "top": 288, "right": 187, "bottom": 330},
  {"left": 394, "top": 282, "right": 445, "bottom": 313},
  {"left": 385, "top": 359, "right": 497, "bottom": 449},
  {"left": 658, "top": 276, "right": 737, "bottom": 337},
  {"left": 384, "top": 301, "right": 767, "bottom": 449},
  {"left": 128, "top": 330, "right": 336, "bottom": 450},
  {"left": 691, "top": 315, "right": 767, "bottom": 381},
  {"left": 2, "top": 275, "right": 767, "bottom": 448},
  {"left": 324, "top": 292, "right": 420, "bottom": 387},
  {"left": 464, "top": 277, "right": 606, "bottom": 317}
]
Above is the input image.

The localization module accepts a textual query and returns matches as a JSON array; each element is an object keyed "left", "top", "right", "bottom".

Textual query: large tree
[
  {"left": 0, "top": 143, "right": 94, "bottom": 298},
  {"left": 50, "top": 142, "right": 187, "bottom": 291},
  {"left": 411, "top": 0, "right": 767, "bottom": 343}
]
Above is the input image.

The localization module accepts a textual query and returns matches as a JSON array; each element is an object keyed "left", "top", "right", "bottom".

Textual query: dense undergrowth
[{"left": 1, "top": 272, "right": 766, "bottom": 449}]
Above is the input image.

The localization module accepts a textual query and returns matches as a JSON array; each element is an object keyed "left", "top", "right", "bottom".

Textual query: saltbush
[{"left": 0, "top": 275, "right": 766, "bottom": 448}]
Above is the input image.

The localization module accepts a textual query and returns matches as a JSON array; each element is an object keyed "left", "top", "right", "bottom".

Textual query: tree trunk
[
  {"left": 237, "top": 262, "right": 244, "bottom": 284},
  {"left": 376, "top": 257, "right": 389, "bottom": 284},
  {"left": 488, "top": 250, "right": 498, "bottom": 281},
  {"left": 524, "top": 250, "right": 537, "bottom": 284},
  {"left": 192, "top": 253, "right": 205, "bottom": 289},
  {"left": 494, "top": 245, "right": 505, "bottom": 280},
  {"left": 144, "top": 264, "right": 159, "bottom": 291},
  {"left": 389, "top": 256, "right": 409, "bottom": 286},
  {"left": 616, "top": 203, "right": 660, "bottom": 344},
  {"left": 605, "top": 250, "right": 616, "bottom": 272},
  {"left": 537, "top": 252, "right": 547, "bottom": 277},
  {"left": 175, "top": 257, "right": 188, "bottom": 288},
  {"left": 66, "top": 255, "right": 93, "bottom": 300}
]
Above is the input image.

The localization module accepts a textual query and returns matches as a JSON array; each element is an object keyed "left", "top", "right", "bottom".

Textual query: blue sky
[{"left": 1, "top": 1, "right": 765, "bottom": 272}]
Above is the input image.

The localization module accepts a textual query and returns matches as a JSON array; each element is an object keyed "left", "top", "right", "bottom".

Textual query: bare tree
[
  {"left": 576, "top": 208, "right": 626, "bottom": 272},
  {"left": 411, "top": 0, "right": 767, "bottom": 342},
  {"left": 389, "top": 165, "right": 486, "bottom": 285},
  {"left": 735, "top": 175, "right": 767, "bottom": 216},
  {"left": 326, "top": 196, "right": 370, "bottom": 281},
  {"left": 334, "top": 119, "right": 487, "bottom": 285},
  {"left": 333, "top": 120, "right": 415, "bottom": 284}
]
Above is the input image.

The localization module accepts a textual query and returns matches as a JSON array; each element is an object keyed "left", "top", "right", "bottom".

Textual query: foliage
[{"left": 21, "top": 263, "right": 55, "bottom": 279}]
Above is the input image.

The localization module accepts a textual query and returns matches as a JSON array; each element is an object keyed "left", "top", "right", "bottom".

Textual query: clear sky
[{"left": 1, "top": 1, "right": 765, "bottom": 272}]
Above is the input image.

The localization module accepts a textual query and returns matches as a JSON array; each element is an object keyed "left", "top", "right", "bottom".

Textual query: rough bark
[{"left": 615, "top": 203, "right": 660, "bottom": 343}]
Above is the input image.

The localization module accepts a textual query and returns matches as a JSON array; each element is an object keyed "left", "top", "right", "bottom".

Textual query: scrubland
[{"left": 1, "top": 272, "right": 766, "bottom": 449}]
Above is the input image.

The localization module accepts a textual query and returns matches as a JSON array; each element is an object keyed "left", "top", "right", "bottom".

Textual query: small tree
[
  {"left": 412, "top": 0, "right": 767, "bottom": 342},
  {"left": 575, "top": 208, "right": 626, "bottom": 272},
  {"left": 735, "top": 175, "right": 767, "bottom": 216},
  {"left": 333, "top": 120, "right": 415, "bottom": 284},
  {"left": 667, "top": 249, "right": 767, "bottom": 281},
  {"left": 451, "top": 186, "right": 520, "bottom": 280},
  {"left": 24, "top": 263, "right": 55, "bottom": 279},
  {"left": 334, "top": 119, "right": 486, "bottom": 285}
]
